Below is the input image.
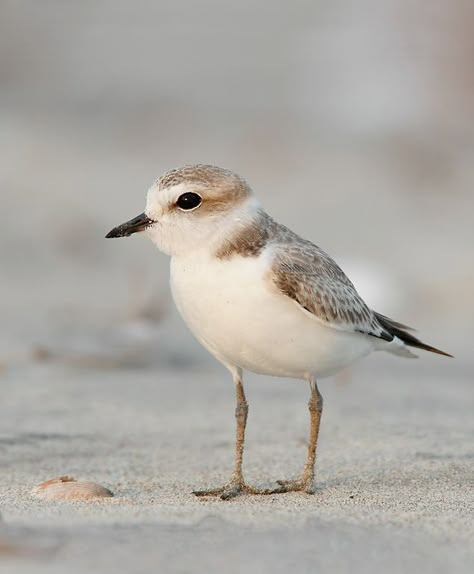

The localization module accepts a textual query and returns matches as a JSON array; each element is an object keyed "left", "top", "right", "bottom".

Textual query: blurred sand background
[{"left": 0, "top": 1, "right": 473, "bottom": 572}]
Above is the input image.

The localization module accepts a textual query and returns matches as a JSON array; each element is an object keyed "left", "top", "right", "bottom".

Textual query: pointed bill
[{"left": 105, "top": 213, "right": 154, "bottom": 238}]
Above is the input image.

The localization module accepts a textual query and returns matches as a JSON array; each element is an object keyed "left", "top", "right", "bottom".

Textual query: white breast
[{"left": 170, "top": 250, "right": 374, "bottom": 379}]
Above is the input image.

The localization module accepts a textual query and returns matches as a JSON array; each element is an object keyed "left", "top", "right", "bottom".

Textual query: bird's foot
[
  {"left": 193, "top": 479, "right": 278, "bottom": 500},
  {"left": 273, "top": 477, "right": 315, "bottom": 494}
]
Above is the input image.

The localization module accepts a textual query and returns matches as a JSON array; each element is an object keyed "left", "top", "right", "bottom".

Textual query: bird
[{"left": 106, "top": 164, "right": 452, "bottom": 499}]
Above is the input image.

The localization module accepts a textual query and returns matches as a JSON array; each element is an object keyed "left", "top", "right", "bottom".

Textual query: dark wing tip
[
  {"left": 374, "top": 311, "right": 453, "bottom": 358},
  {"left": 374, "top": 312, "right": 416, "bottom": 332},
  {"left": 418, "top": 345, "right": 453, "bottom": 358}
]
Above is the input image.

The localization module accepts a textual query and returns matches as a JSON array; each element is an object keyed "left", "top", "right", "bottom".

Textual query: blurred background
[{"left": 1, "top": 0, "right": 473, "bottom": 371}]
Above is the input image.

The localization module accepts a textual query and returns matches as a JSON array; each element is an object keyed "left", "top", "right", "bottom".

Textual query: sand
[{"left": 0, "top": 347, "right": 472, "bottom": 573}]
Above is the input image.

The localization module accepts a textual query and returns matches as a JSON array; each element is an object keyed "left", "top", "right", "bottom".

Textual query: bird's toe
[
  {"left": 192, "top": 487, "right": 225, "bottom": 497},
  {"left": 273, "top": 478, "right": 315, "bottom": 494}
]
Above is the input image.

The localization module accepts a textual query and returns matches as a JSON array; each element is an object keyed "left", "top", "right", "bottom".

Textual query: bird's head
[{"left": 106, "top": 164, "right": 259, "bottom": 256}]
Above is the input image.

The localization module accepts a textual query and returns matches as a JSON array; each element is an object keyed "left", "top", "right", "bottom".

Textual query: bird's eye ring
[{"left": 176, "top": 192, "right": 202, "bottom": 211}]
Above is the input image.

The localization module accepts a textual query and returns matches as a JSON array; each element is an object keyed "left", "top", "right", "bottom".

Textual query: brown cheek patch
[
  {"left": 201, "top": 194, "right": 243, "bottom": 214},
  {"left": 168, "top": 191, "right": 246, "bottom": 216}
]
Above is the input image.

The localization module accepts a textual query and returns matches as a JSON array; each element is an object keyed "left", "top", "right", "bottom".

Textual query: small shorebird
[{"left": 106, "top": 165, "right": 451, "bottom": 499}]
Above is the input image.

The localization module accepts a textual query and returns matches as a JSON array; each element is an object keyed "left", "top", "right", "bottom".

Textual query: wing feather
[{"left": 271, "top": 236, "right": 391, "bottom": 340}]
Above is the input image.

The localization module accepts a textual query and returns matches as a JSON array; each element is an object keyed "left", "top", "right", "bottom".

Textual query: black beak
[{"left": 105, "top": 212, "right": 154, "bottom": 239}]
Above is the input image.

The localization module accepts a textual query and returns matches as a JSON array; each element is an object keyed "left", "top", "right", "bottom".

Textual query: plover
[{"left": 106, "top": 164, "right": 451, "bottom": 499}]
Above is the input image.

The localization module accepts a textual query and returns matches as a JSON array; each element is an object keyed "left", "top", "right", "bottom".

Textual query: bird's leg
[
  {"left": 274, "top": 378, "right": 323, "bottom": 494},
  {"left": 230, "top": 371, "right": 248, "bottom": 485},
  {"left": 193, "top": 369, "right": 276, "bottom": 500}
]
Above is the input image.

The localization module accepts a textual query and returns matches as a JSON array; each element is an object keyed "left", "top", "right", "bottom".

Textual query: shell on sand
[{"left": 31, "top": 476, "right": 114, "bottom": 500}]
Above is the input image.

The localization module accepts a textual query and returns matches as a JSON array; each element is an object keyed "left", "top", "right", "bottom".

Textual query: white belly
[{"left": 170, "top": 253, "right": 374, "bottom": 379}]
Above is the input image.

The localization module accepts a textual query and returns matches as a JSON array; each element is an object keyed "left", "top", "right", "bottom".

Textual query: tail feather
[{"left": 374, "top": 312, "right": 453, "bottom": 358}]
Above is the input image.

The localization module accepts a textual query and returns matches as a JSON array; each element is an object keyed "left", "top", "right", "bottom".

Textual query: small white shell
[{"left": 31, "top": 476, "right": 113, "bottom": 500}]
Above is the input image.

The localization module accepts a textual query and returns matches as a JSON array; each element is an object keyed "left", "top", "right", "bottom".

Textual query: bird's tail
[{"left": 374, "top": 312, "right": 453, "bottom": 358}]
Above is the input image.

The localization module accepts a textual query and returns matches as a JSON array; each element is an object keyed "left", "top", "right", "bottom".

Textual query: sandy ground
[{"left": 0, "top": 344, "right": 472, "bottom": 573}]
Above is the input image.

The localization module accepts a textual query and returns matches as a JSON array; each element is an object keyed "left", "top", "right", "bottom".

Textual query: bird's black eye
[{"left": 176, "top": 192, "right": 202, "bottom": 210}]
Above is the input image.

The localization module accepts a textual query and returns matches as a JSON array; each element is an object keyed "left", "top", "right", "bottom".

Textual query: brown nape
[{"left": 374, "top": 312, "right": 453, "bottom": 357}]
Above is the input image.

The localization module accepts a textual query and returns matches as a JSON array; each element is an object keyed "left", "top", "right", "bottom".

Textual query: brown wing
[{"left": 271, "top": 239, "right": 393, "bottom": 341}]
